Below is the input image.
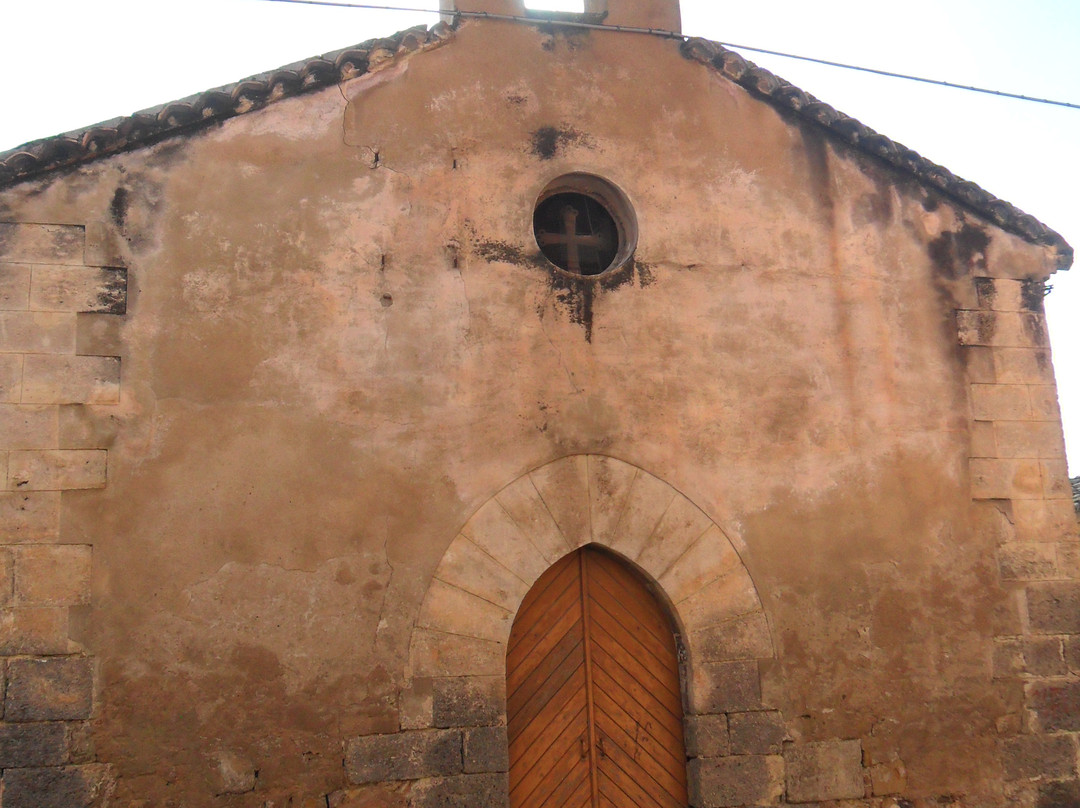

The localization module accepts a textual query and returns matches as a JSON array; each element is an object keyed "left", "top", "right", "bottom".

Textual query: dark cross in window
[{"left": 536, "top": 204, "right": 605, "bottom": 275}]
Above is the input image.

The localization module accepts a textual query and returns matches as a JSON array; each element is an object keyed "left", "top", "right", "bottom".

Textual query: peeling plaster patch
[
  {"left": 225, "top": 88, "right": 346, "bottom": 142},
  {"left": 181, "top": 269, "right": 233, "bottom": 316}
]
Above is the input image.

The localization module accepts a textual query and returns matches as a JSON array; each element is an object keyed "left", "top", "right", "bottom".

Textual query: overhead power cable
[{"left": 257, "top": 0, "right": 1080, "bottom": 110}]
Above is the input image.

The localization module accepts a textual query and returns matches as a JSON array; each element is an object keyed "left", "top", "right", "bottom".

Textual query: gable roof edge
[
  {"left": 0, "top": 22, "right": 1070, "bottom": 272},
  {"left": 0, "top": 22, "right": 453, "bottom": 193},
  {"left": 680, "top": 38, "right": 1073, "bottom": 273}
]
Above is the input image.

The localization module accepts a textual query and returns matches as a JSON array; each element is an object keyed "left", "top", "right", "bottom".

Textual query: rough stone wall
[
  {"left": 0, "top": 15, "right": 1074, "bottom": 808},
  {"left": 0, "top": 222, "right": 125, "bottom": 805}
]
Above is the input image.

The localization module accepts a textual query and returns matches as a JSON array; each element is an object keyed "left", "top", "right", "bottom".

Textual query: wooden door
[{"left": 507, "top": 547, "right": 688, "bottom": 808}]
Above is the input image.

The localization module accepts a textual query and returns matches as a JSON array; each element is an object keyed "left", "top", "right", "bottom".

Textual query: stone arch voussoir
[{"left": 406, "top": 453, "right": 774, "bottom": 722}]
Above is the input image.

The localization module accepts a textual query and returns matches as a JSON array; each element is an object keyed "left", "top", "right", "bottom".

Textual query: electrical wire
[{"left": 256, "top": 0, "right": 1080, "bottom": 110}]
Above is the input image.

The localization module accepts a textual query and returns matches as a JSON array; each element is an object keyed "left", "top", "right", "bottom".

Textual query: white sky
[{"left": 2, "top": 0, "right": 1078, "bottom": 473}]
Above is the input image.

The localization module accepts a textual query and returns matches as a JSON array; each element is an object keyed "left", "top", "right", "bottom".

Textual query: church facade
[{"left": 0, "top": 1, "right": 1076, "bottom": 805}]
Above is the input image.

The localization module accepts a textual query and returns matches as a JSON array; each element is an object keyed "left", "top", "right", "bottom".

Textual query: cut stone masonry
[
  {"left": 0, "top": 220, "right": 126, "bottom": 806},
  {"left": 960, "top": 276, "right": 1080, "bottom": 808}
]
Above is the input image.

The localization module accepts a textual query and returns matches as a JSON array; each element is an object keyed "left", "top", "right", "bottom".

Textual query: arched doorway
[{"left": 506, "top": 545, "right": 688, "bottom": 808}]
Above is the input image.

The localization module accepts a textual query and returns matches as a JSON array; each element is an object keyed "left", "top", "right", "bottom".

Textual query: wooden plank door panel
[
  {"left": 508, "top": 552, "right": 590, "bottom": 807},
  {"left": 585, "top": 550, "right": 689, "bottom": 808},
  {"left": 507, "top": 547, "right": 688, "bottom": 808}
]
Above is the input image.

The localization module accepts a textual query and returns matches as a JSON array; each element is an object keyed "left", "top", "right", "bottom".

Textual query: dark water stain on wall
[
  {"left": 110, "top": 187, "right": 129, "bottom": 228},
  {"left": 530, "top": 126, "right": 594, "bottom": 161},
  {"left": 928, "top": 222, "right": 990, "bottom": 280},
  {"left": 542, "top": 258, "right": 654, "bottom": 342}
]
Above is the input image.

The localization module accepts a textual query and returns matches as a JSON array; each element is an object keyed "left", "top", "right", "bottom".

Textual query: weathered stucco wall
[{"left": 0, "top": 13, "right": 1075, "bottom": 808}]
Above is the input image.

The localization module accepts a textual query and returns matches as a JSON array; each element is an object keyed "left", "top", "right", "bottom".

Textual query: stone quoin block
[
  {"left": 75, "top": 312, "right": 124, "bottom": 358},
  {"left": 429, "top": 674, "right": 505, "bottom": 725},
  {"left": 408, "top": 773, "right": 509, "bottom": 808},
  {"left": 974, "top": 278, "right": 1043, "bottom": 312},
  {"left": 7, "top": 449, "right": 107, "bottom": 491},
  {"left": 29, "top": 266, "right": 127, "bottom": 314},
  {"left": 969, "top": 384, "right": 1033, "bottom": 421},
  {"left": 994, "top": 421, "right": 1067, "bottom": 459},
  {"left": 784, "top": 739, "right": 865, "bottom": 803},
  {"left": 1027, "top": 583, "right": 1080, "bottom": 634},
  {"left": 956, "top": 310, "right": 1047, "bottom": 348},
  {"left": 1041, "top": 459, "right": 1072, "bottom": 499},
  {"left": 693, "top": 661, "right": 762, "bottom": 714},
  {"left": 0, "top": 263, "right": 31, "bottom": 310},
  {"left": 1028, "top": 680, "right": 1080, "bottom": 732},
  {"left": 463, "top": 726, "right": 508, "bottom": 774},
  {"left": 0, "top": 223, "right": 85, "bottom": 266},
  {"left": 0, "top": 353, "right": 20, "bottom": 402},
  {"left": 963, "top": 345, "right": 996, "bottom": 383},
  {"left": 684, "top": 714, "right": 730, "bottom": 757},
  {"left": 1, "top": 764, "right": 110, "bottom": 808},
  {"left": 21, "top": 355, "right": 120, "bottom": 405},
  {"left": 992, "top": 347, "right": 1055, "bottom": 385},
  {"left": 0, "top": 721, "right": 69, "bottom": 767},
  {"left": 0, "top": 311, "right": 76, "bottom": 354},
  {"left": 83, "top": 221, "right": 126, "bottom": 268},
  {"left": 1029, "top": 385, "right": 1063, "bottom": 421},
  {"left": 688, "top": 754, "right": 784, "bottom": 808},
  {"left": 1039, "top": 780, "right": 1080, "bottom": 808},
  {"left": 0, "top": 404, "right": 59, "bottom": 450},
  {"left": 14, "top": 544, "right": 92, "bottom": 606},
  {"left": 727, "top": 711, "right": 787, "bottom": 756},
  {"left": 0, "top": 491, "right": 59, "bottom": 542},
  {"left": 693, "top": 612, "right": 773, "bottom": 662},
  {"left": 1052, "top": 541, "right": 1080, "bottom": 576},
  {"left": 998, "top": 543, "right": 1059, "bottom": 581},
  {"left": 345, "top": 729, "right": 462, "bottom": 784},
  {"left": 993, "top": 636, "right": 1066, "bottom": 678},
  {"left": 1002, "top": 733, "right": 1078, "bottom": 781},
  {"left": 970, "top": 458, "right": 1042, "bottom": 500},
  {"left": 5, "top": 656, "right": 93, "bottom": 721},
  {"left": 58, "top": 403, "right": 121, "bottom": 451},
  {"left": 0, "top": 607, "right": 69, "bottom": 655},
  {"left": 1012, "top": 498, "right": 1078, "bottom": 542}
]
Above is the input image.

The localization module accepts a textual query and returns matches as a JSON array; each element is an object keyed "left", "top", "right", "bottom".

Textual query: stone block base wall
[
  {"left": 0, "top": 221, "right": 125, "bottom": 806},
  {"left": 341, "top": 668, "right": 973, "bottom": 808}
]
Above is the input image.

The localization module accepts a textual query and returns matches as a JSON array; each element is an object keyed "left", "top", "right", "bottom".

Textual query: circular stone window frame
[{"left": 532, "top": 173, "right": 638, "bottom": 280}]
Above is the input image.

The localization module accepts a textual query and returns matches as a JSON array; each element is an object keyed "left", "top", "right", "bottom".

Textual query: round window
[{"left": 533, "top": 174, "right": 637, "bottom": 277}]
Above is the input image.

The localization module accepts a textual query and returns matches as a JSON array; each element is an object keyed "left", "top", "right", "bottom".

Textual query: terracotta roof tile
[{"left": 0, "top": 21, "right": 1070, "bottom": 269}]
